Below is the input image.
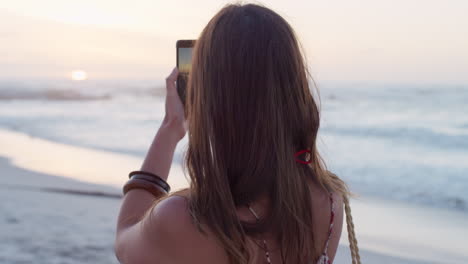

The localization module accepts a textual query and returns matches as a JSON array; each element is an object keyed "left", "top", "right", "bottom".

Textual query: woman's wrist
[
  {"left": 160, "top": 116, "right": 186, "bottom": 142},
  {"left": 158, "top": 121, "right": 184, "bottom": 143}
]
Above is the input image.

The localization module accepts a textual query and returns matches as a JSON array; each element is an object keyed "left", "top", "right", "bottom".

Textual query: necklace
[{"left": 247, "top": 205, "right": 272, "bottom": 264}]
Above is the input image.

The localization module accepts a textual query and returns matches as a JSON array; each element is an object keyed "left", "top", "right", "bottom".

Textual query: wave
[
  {"left": 2, "top": 184, "right": 122, "bottom": 199},
  {"left": 322, "top": 125, "right": 468, "bottom": 150},
  {"left": 339, "top": 165, "right": 468, "bottom": 213},
  {"left": 0, "top": 88, "right": 112, "bottom": 101},
  {"left": 0, "top": 79, "right": 167, "bottom": 101}
]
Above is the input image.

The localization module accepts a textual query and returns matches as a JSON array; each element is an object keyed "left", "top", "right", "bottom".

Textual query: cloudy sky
[{"left": 1, "top": 0, "right": 467, "bottom": 84}]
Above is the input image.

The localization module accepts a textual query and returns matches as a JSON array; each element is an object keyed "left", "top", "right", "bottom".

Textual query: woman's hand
[{"left": 161, "top": 67, "right": 187, "bottom": 141}]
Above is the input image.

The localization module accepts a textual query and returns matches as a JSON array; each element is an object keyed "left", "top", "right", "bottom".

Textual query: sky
[{"left": 1, "top": 0, "right": 467, "bottom": 84}]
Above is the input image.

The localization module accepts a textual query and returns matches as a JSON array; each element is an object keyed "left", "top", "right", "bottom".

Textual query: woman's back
[
  {"left": 233, "top": 178, "right": 344, "bottom": 264},
  {"left": 146, "top": 177, "right": 344, "bottom": 264}
]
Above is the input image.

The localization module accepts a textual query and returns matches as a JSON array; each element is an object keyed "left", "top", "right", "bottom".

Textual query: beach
[
  {"left": 2, "top": 0, "right": 468, "bottom": 262},
  {"left": 1, "top": 128, "right": 467, "bottom": 264}
]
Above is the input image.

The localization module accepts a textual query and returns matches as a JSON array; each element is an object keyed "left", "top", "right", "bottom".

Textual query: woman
[{"left": 115, "top": 3, "right": 355, "bottom": 264}]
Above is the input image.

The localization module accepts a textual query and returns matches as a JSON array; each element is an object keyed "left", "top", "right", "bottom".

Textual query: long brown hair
[{"left": 183, "top": 2, "right": 349, "bottom": 263}]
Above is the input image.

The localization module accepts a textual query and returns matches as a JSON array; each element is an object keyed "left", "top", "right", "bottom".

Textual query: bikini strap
[{"left": 323, "top": 191, "right": 335, "bottom": 255}]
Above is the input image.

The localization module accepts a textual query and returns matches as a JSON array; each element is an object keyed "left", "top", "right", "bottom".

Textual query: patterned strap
[{"left": 323, "top": 192, "right": 335, "bottom": 255}]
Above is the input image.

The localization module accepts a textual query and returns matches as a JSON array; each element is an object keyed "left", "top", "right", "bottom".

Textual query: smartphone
[{"left": 176, "top": 40, "right": 195, "bottom": 107}]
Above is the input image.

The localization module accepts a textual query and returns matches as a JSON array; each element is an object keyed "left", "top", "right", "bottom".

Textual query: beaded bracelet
[{"left": 128, "top": 170, "right": 171, "bottom": 193}]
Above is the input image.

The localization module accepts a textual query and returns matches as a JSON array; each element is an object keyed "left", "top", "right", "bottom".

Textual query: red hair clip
[{"left": 294, "top": 149, "right": 312, "bottom": 164}]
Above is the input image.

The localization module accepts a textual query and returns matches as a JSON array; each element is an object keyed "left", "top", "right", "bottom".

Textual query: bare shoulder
[
  {"left": 151, "top": 192, "right": 191, "bottom": 226},
  {"left": 331, "top": 190, "right": 344, "bottom": 237},
  {"left": 146, "top": 193, "right": 228, "bottom": 264},
  {"left": 332, "top": 190, "right": 344, "bottom": 213},
  {"left": 150, "top": 195, "right": 191, "bottom": 233},
  {"left": 148, "top": 195, "right": 195, "bottom": 249}
]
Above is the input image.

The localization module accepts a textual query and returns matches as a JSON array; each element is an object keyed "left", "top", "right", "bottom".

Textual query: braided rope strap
[{"left": 343, "top": 195, "right": 361, "bottom": 264}]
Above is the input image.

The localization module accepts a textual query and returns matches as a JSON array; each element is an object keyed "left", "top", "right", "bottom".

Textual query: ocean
[{"left": 0, "top": 79, "right": 467, "bottom": 213}]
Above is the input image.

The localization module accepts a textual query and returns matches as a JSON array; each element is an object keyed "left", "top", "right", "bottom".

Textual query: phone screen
[
  {"left": 178, "top": 48, "right": 193, "bottom": 73},
  {"left": 176, "top": 42, "right": 194, "bottom": 106}
]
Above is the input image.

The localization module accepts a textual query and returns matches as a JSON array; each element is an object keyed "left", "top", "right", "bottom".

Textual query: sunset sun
[{"left": 71, "top": 70, "right": 88, "bottom": 81}]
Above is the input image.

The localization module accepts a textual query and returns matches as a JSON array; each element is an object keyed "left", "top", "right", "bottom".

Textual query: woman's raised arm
[{"left": 114, "top": 68, "right": 187, "bottom": 263}]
